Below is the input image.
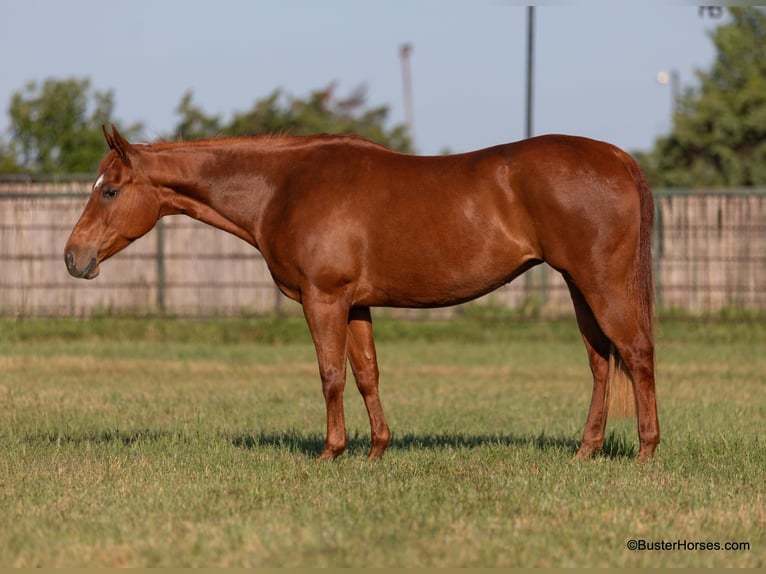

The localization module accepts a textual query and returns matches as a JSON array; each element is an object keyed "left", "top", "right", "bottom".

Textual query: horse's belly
[{"left": 358, "top": 236, "right": 540, "bottom": 308}]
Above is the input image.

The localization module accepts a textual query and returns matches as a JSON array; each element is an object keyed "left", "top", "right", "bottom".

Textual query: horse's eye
[{"left": 102, "top": 187, "right": 119, "bottom": 200}]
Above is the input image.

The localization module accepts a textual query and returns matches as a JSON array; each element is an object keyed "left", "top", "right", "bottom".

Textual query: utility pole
[
  {"left": 657, "top": 69, "right": 680, "bottom": 119},
  {"left": 524, "top": 7, "right": 545, "bottom": 305},
  {"left": 400, "top": 43, "right": 415, "bottom": 145},
  {"left": 525, "top": 6, "right": 535, "bottom": 139}
]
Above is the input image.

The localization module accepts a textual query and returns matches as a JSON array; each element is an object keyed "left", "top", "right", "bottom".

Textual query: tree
[
  {"left": 173, "top": 90, "right": 222, "bottom": 141},
  {"left": 637, "top": 8, "right": 766, "bottom": 187},
  {"left": 3, "top": 77, "right": 142, "bottom": 174},
  {"left": 0, "top": 77, "right": 412, "bottom": 174},
  {"left": 172, "top": 83, "right": 413, "bottom": 153}
]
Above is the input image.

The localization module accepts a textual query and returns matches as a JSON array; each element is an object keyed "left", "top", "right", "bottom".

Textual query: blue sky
[{"left": 2, "top": 1, "right": 723, "bottom": 155}]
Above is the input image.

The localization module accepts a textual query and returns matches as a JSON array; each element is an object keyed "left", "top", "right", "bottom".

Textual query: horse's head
[{"left": 65, "top": 125, "right": 162, "bottom": 279}]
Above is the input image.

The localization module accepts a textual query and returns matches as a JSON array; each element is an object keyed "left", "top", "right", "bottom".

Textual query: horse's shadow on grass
[
  {"left": 23, "top": 426, "right": 636, "bottom": 459},
  {"left": 227, "top": 429, "right": 637, "bottom": 459}
]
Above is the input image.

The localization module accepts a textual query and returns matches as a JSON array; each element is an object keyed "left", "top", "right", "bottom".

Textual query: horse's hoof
[
  {"left": 636, "top": 447, "right": 656, "bottom": 462},
  {"left": 574, "top": 443, "right": 600, "bottom": 460},
  {"left": 367, "top": 447, "right": 387, "bottom": 460},
  {"left": 318, "top": 446, "right": 345, "bottom": 460}
]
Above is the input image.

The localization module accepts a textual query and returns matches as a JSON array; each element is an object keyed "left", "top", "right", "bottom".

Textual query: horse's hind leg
[
  {"left": 571, "top": 280, "right": 660, "bottom": 461},
  {"left": 346, "top": 307, "right": 391, "bottom": 459},
  {"left": 567, "top": 280, "right": 612, "bottom": 459},
  {"left": 608, "top": 319, "right": 659, "bottom": 461}
]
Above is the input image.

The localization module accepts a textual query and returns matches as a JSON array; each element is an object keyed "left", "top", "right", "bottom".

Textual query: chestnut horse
[{"left": 65, "top": 125, "right": 659, "bottom": 461}]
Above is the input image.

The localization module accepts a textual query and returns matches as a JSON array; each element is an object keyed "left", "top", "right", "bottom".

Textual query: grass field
[{"left": 0, "top": 314, "right": 764, "bottom": 567}]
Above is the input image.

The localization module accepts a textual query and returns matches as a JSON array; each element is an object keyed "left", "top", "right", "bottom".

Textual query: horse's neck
[{"left": 147, "top": 146, "right": 270, "bottom": 247}]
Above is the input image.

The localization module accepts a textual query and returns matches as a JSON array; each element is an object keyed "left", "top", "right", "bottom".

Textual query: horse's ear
[
  {"left": 103, "top": 123, "right": 133, "bottom": 167},
  {"left": 102, "top": 125, "right": 114, "bottom": 149}
]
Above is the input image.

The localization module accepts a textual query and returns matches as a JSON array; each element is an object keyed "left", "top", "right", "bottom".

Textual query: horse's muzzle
[{"left": 65, "top": 249, "right": 100, "bottom": 279}]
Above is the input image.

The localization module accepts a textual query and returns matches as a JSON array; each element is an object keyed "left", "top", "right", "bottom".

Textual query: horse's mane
[{"left": 141, "top": 132, "right": 391, "bottom": 153}]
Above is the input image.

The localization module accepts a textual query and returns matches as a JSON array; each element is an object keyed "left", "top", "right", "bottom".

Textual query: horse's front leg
[{"left": 302, "top": 294, "right": 351, "bottom": 459}]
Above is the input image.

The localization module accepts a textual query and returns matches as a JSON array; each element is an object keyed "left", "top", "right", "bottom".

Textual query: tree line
[
  {"left": 0, "top": 80, "right": 413, "bottom": 175},
  {"left": 1, "top": 7, "right": 764, "bottom": 187}
]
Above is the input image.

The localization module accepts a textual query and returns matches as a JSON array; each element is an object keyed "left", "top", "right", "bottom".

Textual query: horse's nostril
[
  {"left": 65, "top": 250, "right": 75, "bottom": 273},
  {"left": 65, "top": 250, "right": 96, "bottom": 278},
  {"left": 83, "top": 257, "right": 98, "bottom": 278}
]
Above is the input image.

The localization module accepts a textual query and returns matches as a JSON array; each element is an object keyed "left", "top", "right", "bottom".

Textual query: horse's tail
[
  {"left": 606, "top": 344, "right": 636, "bottom": 418},
  {"left": 607, "top": 150, "right": 656, "bottom": 418}
]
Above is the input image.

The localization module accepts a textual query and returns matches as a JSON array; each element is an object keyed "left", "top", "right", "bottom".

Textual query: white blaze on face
[{"left": 93, "top": 173, "right": 105, "bottom": 192}]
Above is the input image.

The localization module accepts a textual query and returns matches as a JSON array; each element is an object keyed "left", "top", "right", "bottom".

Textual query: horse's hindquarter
[{"left": 509, "top": 136, "right": 644, "bottom": 280}]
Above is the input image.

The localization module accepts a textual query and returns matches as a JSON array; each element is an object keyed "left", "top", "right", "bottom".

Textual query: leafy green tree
[
  {"left": 172, "top": 83, "right": 413, "bottom": 153},
  {"left": 637, "top": 7, "right": 766, "bottom": 187},
  {"left": 0, "top": 145, "right": 18, "bottom": 173},
  {"left": 174, "top": 90, "right": 222, "bottom": 141},
  {"left": 3, "top": 77, "right": 142, "bottom": 174}
]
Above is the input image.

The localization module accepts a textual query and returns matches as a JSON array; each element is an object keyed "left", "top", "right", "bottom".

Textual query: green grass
[{"left": 0, "top": 316, "right": 764, "bottom": 567}]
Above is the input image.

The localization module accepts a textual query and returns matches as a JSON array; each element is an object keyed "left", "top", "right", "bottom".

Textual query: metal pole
[
  {"left": 400, "top": 43, "right": 415, "bottom": 145},
  {"left": 525, "top": 6, "right": 535, "bottom": 139},
  {"left": 657, "top": 69, "right": 680, "bottom": 129},
  {"left": 670, "top": 69, "right": 680, "bottom": 118},
  {"left": 524, "top": 7, "right": 545, "bottom": 309}
]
